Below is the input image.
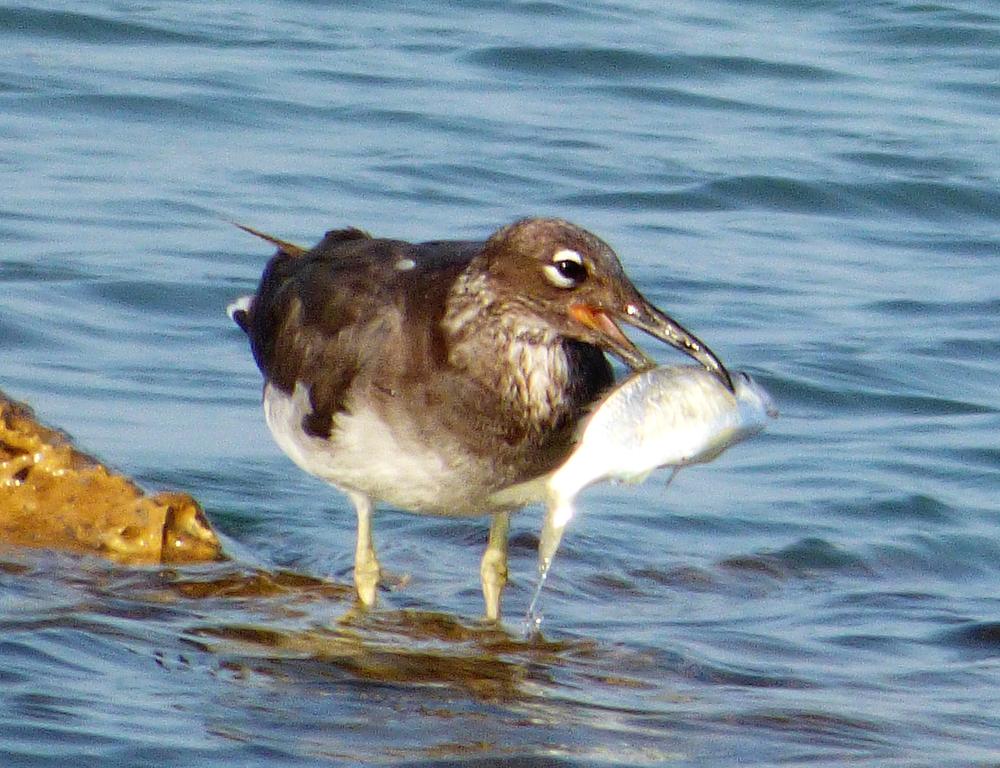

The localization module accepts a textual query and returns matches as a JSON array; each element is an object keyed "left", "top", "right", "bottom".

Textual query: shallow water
[{"left": 2, "top": 1, "right": 999, "bottom": 765}]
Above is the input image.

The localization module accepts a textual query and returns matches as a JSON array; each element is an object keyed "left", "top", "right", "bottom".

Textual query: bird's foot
[
  {"left": 480, "top": 511, "right": 511, "bottom": 623},
  {"left": 353, "top": 556, "right": 381, "bottom": 608},
  {"left": 480, "top": 549, "right": 508, "bottom": 623}
]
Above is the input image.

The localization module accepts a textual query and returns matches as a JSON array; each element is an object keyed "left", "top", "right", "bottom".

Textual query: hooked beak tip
[{"left": 619, "top": 299, "right": 735, "bottom": 392}]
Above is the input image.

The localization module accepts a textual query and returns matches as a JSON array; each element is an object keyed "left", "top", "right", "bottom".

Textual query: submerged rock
[{"left": 0, "top": 390, "right": 223, "bottom": 564}]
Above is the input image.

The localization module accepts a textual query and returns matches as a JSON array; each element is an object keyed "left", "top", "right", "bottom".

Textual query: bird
[{"left": 228, "top": 217, "right": 732, "bottom": 621}]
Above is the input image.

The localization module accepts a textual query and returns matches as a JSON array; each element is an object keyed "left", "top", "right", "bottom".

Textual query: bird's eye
[
  {"left": 555, "top": 258, "right": 587, "bottom": 282},
  {"left": 543, "top": 248, "right": 588, "bottom": 289}
]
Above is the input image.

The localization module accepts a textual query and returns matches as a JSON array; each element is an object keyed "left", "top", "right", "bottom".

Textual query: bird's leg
[
  {"left": 480, "top": 510, "right": 511, "bottom": 622},
  {"left": 348, "top": 491, "right": 380, "bottom": 607}
]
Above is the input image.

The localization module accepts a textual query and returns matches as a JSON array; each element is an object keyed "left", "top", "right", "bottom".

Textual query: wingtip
[{"left": 231, "top": 221, "right": 307, "bottom": 257}]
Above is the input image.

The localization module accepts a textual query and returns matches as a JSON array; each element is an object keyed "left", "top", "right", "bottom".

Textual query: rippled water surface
[{"left": 2, "top": 1, "right": 999, "bottom": 765}]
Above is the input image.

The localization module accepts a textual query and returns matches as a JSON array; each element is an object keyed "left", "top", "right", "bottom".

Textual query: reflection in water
[
  {"left": 128, "top": 563, "right": 666, "bottom": 764},
  {"left": 185, "top": 613, "right": 561, "bottom": 701},
  {"left": 147, "top": 566, "right": 568, "bottom": 702},
  {"left": 0, "top": 534, "right": 961, "bottom": 765}
]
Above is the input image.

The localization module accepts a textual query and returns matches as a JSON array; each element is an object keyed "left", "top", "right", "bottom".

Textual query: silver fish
[{"left": 527, "top": 365, "right": 777, "bottom": 628}]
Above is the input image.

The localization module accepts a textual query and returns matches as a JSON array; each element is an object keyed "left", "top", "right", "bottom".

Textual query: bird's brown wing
[{"left": 243, "top": 231, "right": 481, "bottom": 438}]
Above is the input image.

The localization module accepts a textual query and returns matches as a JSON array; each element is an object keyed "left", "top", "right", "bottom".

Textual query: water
[{"left": 1, "top": 0, "right": 998, "bottom": 765}]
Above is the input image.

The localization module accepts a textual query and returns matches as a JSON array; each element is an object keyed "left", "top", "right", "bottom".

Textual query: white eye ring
[
  {"left": 543, "top": 263, "right": 577, "bottom": 288},
  {"left": 553, "top": 248, "right": 583, "bottom": 265},
  {"left": 543, "top": 249, "right": 586, "bottom": 289}
]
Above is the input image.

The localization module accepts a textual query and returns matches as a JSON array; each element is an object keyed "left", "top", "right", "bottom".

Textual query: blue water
[{"left": 2, "top": 1, "right": 999, "bottom": 765}]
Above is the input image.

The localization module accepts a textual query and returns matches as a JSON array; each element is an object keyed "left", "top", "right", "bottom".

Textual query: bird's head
[{"left": 482, "top": 218, "right": 733, "bottom": 392}]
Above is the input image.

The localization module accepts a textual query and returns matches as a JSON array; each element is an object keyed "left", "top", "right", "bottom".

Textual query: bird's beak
[
  {"left": 569, "top": 303, "right": 654, "bottom": 370},
  {"left": 569, "top": 299, "right": 734, "bottom": 393}
]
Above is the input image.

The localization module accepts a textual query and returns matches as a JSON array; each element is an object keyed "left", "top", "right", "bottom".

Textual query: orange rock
[{"left": 0, "top": 390, "right": 222, "bottom": 564}]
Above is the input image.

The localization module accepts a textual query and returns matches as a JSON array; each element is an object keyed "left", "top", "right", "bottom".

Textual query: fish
[{"left": 526, "top": 365, "right": 778, "bottom": 629}]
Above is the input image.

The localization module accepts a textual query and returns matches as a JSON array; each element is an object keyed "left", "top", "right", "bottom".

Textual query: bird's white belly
[{"left": 263, "top": 382, "right": 536, "bottom": 515}]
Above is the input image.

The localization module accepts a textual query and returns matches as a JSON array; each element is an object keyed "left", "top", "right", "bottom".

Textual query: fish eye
[{"left": 543, "top": 248, "right": 588, "bottom": 289}]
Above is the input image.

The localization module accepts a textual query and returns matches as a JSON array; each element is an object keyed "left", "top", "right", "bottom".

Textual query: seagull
[{"left": 228, "top": 217, "right": 731, "bottom": 620}]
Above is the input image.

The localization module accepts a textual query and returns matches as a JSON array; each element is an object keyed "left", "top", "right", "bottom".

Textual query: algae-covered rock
[{"left": 0, "top": 390, "right": 223, "bottom": 564}]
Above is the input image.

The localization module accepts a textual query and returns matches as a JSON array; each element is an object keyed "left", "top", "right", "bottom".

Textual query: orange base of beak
[{"left": 568, "top": 304, "right": 626, "bottom": 345}]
